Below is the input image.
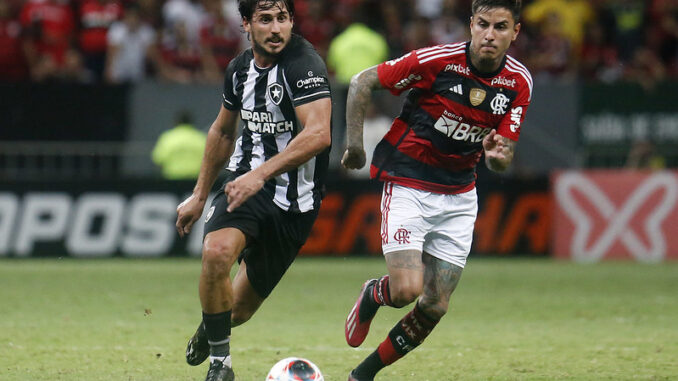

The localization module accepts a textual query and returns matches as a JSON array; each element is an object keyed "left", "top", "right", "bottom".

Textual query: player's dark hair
[
  {"left": 238, "top": 0, "right": 295, "bottom": 21},
  {"left": 472, "top": 0, "right": 521, "bottom": 23}
]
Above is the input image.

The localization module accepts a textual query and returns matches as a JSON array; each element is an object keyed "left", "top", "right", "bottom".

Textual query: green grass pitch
[{"left": 1, "top": 257, "right": 676, "bottom": 380}]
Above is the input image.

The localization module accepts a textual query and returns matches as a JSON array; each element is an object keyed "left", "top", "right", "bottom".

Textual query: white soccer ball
[{"left": 265, "top": 357, "right": 324, "bottom": 381}]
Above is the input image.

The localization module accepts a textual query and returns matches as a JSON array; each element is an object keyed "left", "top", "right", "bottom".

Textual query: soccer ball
[{"left": 266, "top": 357, "right": 324, "bottom": 381}]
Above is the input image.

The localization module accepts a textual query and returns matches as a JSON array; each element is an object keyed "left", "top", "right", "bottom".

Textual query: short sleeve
[
  {"left": 283, "top": 49, "right": 331, "bottom": 107},
  {"left": 222, "top": 59, "right": 240, "bottom": 110},
  {"left": 377, "top": 50, "right": 436, "bottom": 96}
]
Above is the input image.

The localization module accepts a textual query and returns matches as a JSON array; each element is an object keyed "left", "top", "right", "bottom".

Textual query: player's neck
[
  {"left": 469, "top": 51, "right": 503, "bottom": 74},
  {"left": 253, "top": 55, "right": 275, "bottom": 69},
  {"left": 252, "top": 43, "right": 282, "bottom": 68}
]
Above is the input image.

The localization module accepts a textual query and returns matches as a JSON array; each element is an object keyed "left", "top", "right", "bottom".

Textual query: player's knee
[
  {"left": 390, "top": 283, "right": 421, "bottom": 307},
  {"left": 201, "top": 241, "right": 238, "bottom": 278},
  {"left": 417, "top": 297, "right": 448, "bottom": 320}
]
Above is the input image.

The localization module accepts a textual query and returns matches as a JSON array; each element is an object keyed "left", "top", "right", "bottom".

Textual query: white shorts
[{"left": 380, "top": 182, "right": 478, "bottom": 268}]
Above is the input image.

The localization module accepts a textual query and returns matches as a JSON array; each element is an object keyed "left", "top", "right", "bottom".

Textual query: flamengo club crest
[
  {"left": 469, "top": 88, "right": 486, "bottom": 106},
  {"left": 394, "top": 228, "right": 411, "bottom": 244},
  {"left": 267, "top": 83, "right": 283, "bottom": 105},
  {"left": 490, "top": 93, "right": 510, "bottom": 115}
]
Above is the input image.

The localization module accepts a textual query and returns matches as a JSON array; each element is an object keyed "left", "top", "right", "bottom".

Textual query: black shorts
[{"left": 203, "top": 176, "right": 319, "bottom": 298}]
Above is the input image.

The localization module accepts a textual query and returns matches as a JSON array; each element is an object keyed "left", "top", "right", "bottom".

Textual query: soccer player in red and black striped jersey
[{"left": 341, "top": 1, "right": 531, "bottom": 380}]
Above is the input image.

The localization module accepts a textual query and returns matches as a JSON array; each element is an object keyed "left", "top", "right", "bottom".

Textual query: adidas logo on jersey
[{"left": 449, "top": 84, "right": 463, "bottom": 95}]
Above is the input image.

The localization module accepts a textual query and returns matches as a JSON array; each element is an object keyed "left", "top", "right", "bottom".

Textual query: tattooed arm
[
  {"left": 482, "top": 129, "right": 516, "bottom": 173},
  {"left": 341, "top": 65, "right": 384, "bottom": 170}
]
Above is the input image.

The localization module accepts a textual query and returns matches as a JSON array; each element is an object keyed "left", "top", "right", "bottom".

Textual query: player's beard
[
  {"left": 252, "top": 35, "right": 286, "bottom": 61},
  {"left": 470, "top": 48, "right": 501, "bottom": 73}
]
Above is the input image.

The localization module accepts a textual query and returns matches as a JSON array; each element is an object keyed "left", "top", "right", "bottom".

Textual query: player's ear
[
  {"left": 242, "top": 17, "right": 251, "bottom": 33},
  {"left": 512, "top": 22, "right": 521, "bottom": 41}
]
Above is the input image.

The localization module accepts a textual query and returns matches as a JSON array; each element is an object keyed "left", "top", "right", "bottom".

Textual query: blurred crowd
[{"left": 1, "top": 0, "right": 677, "bottom": 87}]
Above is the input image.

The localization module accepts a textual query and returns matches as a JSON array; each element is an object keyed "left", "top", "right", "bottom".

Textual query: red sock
[{"left": 372, "top": 275, "right": 393, "bottom": 306}]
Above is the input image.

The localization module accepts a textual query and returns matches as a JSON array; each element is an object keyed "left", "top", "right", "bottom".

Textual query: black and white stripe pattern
[{"left": 224, "top": 41, "right": 329, "bottom": 213}]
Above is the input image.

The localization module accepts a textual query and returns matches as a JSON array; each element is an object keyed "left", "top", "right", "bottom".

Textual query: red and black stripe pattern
[{"left": 373, "top": 42, "right": 532, "bottom": 194}]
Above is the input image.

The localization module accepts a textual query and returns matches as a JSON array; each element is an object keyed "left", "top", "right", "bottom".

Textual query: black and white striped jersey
[{"left": 221, "top": 34, "right": 331, "bottom": 213}]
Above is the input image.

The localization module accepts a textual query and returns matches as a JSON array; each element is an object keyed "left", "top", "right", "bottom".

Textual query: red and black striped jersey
[{"left": 371, "top": 41, "right": 532, "bottom": 194}]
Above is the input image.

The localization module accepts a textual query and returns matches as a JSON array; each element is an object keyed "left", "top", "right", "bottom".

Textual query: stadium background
[{"left": 1, "top": 0, "right": 677, "bottom": 261}]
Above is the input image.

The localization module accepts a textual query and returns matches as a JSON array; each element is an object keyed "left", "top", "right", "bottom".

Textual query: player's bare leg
[
  {"left": 418, "top": 253, "right": 462, "bottom": 320},
  {"left": 231, "top": 261, "right": 265, "bottom": 326},
  {"left": 200, "top": 228, "right": 246, "bottom": 313},
  {"left": 349, "top": 251, "right": 462, "bottom": 381},
  {"left": 346, "top": 250, "right": 422, "bottom": 347},
  {"left": 384, "top": 250, "right": 424, "bottom": 306},
  {"left": 187, "top": 228, "right": 246, "bottom": 380},
  {"left": 187, "top": 238, "right": 265, "bottom": 367}
]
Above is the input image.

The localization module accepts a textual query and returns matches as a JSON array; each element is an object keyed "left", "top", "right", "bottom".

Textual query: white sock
[{"left": 209, "top": 355, "right": 232, "bottom": 367}]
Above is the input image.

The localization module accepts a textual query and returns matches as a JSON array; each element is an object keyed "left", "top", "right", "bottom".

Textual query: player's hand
[
  {"left": 482, "top": 129, "right": 508, "bottom": 161},
  {"left": 225, "top": 171, "right": 265, "bottom": 212},
  {"left": 176, "top": 195, "right": 206, "bottom": 238},
  {"left": 341, "top": 146, "right": 367, "bottom": 170}
]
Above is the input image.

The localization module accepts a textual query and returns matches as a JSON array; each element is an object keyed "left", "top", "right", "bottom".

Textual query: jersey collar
[{"left": 465, "top": 41, "right": 507, "bottom": 79}]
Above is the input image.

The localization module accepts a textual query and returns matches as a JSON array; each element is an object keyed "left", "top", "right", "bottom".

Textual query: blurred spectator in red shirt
[
  {"left": 160, "top": 20, "right": 203, "bottom": 83},
  {"left": 199, "top": 0, "right": 241, "bottom": 83},
  {"left": 579, "top": 22, "right": 622, "bottom": 83},
  {"left": 294, "top": 0, "right": 333, "bottom": 59},
  {"left": 77, "top": 0, "right": 123, "bottom": 81},
  {"left": 0, "top": 0, "right": 28, "bottom": 82},
  {"left": 20, "top": 0, "right": 84, "bottom": 81}
]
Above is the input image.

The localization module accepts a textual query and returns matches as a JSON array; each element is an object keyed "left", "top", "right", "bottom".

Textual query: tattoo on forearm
[{"left": 345, "top": 67, "right": 381, "bottom": 148}]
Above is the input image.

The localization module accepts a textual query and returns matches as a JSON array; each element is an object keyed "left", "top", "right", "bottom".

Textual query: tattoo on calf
[{"left": 423, "top": 255, "right": 463, "bottom": 300}]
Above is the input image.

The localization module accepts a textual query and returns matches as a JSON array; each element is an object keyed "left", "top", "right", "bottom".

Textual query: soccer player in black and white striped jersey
[{"left": 175, "top": 1, "right": 331, "bottom": 380}]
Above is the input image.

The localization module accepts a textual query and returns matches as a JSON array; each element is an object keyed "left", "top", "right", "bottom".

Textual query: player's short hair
[
  {"left": 238, "top": 0, "right": 295, "bottom": 21},
  {"left": 472, "top": 0, "right": 522, "bottom": 23}
]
